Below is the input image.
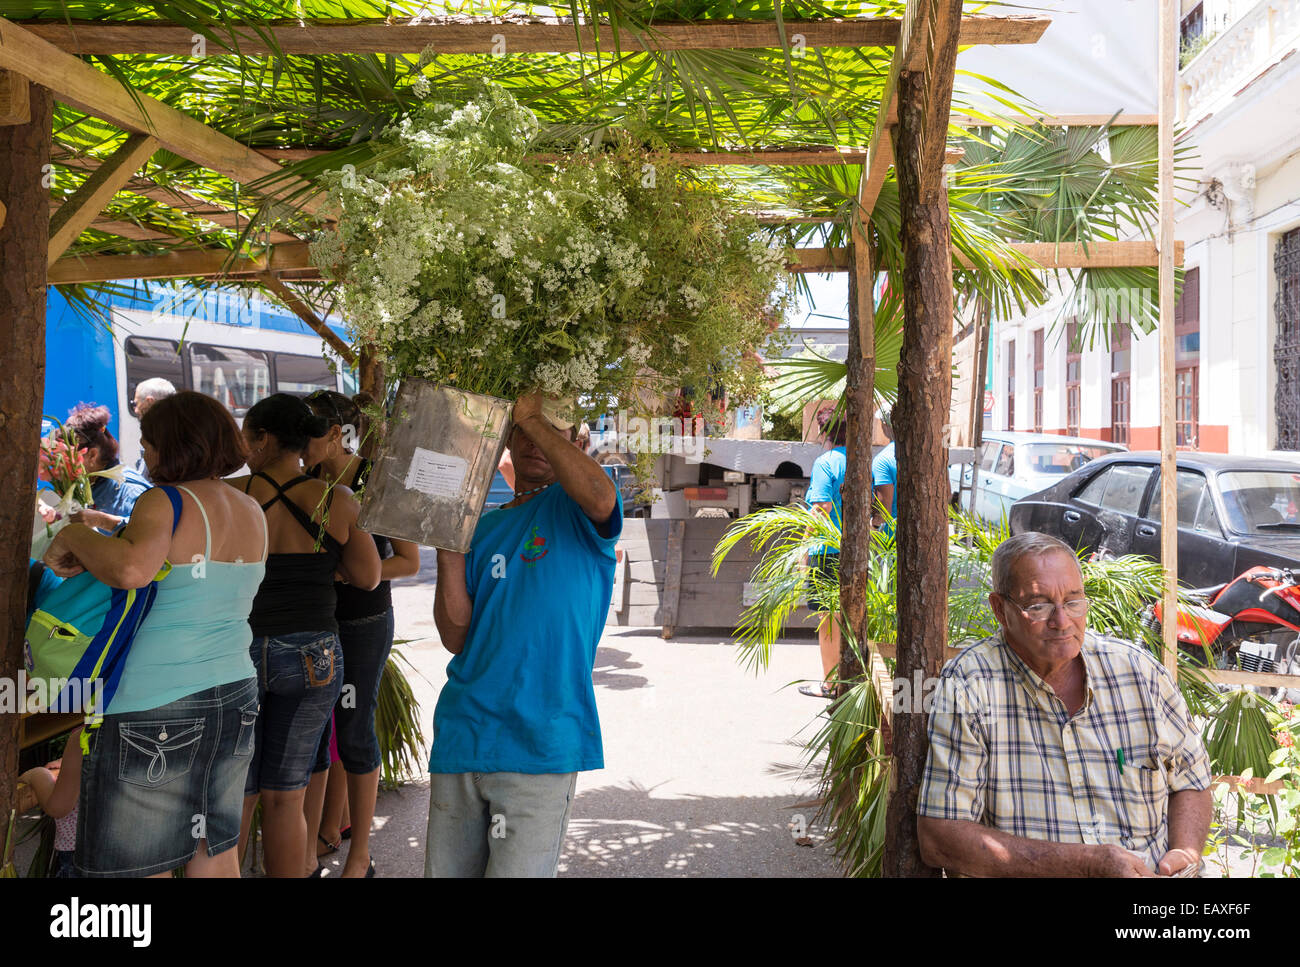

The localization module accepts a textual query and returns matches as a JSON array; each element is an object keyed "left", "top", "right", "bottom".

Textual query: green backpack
[{"left": 24, "top": 486, "right": 184, "bottom": 751}]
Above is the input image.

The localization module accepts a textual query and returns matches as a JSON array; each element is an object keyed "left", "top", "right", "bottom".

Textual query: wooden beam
[
  {"left": 261, "top": 145, "right": 966, "bottom": 167},
  {"left": 256, "top": 272, "right": 355, "bottom": 365},
  {"left": 0, "top": 71, "right": 29, "bottom": 125},
  {"left": 1201, "top": 668, "right": 1300, "bottom": 689},
  {"left": 49, "top": 238, "right": 1186, "bottom": 284},
  {"left": 20, "top": 16, "right": 1050, "bottom": 56},
  {"left": 48, "top": 132, "right": 158, "bottom": 264},
  {"left": 789, "top": 240, "right": 1184, "bottom": 273},
  {"left": 0, "top": 17, "right": 325, "bottom": 218}
]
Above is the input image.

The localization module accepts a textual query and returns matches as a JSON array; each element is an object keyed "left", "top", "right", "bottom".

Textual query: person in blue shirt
[
  {"left": 427, "top": 392, "right": 621, "bottom": 878},
  {"left": 800, "top": 406, "right": 847, "bottom": 699},
  {"left": 872, "top": 407, "right": 898, "bottom": 536},
  {"left": 64, "top": 403, "right": 150, "bottom": 533}
]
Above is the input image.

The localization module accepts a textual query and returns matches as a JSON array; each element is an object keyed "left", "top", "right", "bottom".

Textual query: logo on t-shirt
[{"left": 520, "top": 526, "right": 550, "bottom": 565}]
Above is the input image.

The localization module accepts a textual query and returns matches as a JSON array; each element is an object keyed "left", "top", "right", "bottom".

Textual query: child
[{"left": 19, "top": 726, "right": 83, "bottom": 878}]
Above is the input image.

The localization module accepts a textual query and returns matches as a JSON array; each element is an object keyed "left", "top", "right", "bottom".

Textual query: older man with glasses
[
  {"left": 131, "top": 378, "right": 176, "bottom": 483},
  {"left": 917, "top": 532, "right": 1212, "bottom": 877}
]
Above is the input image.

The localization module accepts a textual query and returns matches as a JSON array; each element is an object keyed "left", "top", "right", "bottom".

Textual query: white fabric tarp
[{"left": 957, "top": 1, "right": 1158, "bottom": 119}]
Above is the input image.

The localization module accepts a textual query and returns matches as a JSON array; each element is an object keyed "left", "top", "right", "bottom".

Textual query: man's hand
[
  {"left": 512, "top": 391, "right": 545, "bottom": 431},
  {"left": 1156, "top": 847, "right": 1200, "bottom": 877},
  {"left": 1095, "top": 844, "right": 1158, "bottom": 878}
]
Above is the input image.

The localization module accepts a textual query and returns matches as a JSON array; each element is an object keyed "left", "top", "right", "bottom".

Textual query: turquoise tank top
[{"left": 109, "top": 486, "right": 267, "bottom": 714}]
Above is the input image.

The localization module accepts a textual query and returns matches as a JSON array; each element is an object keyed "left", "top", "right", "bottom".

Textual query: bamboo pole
[{"left": 1158, "top": 0, "right": 1179, "bottom": 677}]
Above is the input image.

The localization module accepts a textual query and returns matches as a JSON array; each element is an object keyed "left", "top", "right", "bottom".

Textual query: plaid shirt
[{"left": 918, "top": 630, "right": 1212, "bottom": 869}]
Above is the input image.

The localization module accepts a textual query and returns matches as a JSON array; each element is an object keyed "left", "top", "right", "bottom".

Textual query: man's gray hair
[
  {"left": 136, "top": 377, "right": 176, "bottom": 399},
  {"left": 991, "top": 532, "right": 1082, "bottom": 595}
]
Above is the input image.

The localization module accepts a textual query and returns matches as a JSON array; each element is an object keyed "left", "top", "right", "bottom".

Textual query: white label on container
[{"left": 404, "top": 447, "right": 468, "bottom": 499}]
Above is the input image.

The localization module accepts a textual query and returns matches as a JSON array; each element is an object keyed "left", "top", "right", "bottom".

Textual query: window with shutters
[
  {"left": 1175, "top": 267, "right": 1200, "bottom": 448},
  {"left": 1111, "top": 322, "right": 1131, "bottom": 445},
  {"left": 1276, "top": 228, "right": 1300, "bottom": 450},
  {"left": 1032, "top": 329, "right": 1044, "bottom": 433},
  {"left": 1006, "top": 338, "right": 1016, "bottom": 431},
  {"left": 1066, "top": 321, "right": 1081, "bottom": 436}
]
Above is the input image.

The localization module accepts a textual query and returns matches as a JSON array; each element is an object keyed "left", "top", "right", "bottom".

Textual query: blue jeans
[
  {"left": 313, "top": 609, "right": 394, "bottom": 775},
  {"left": 245, "top": 631, "right": 343, "bottom": 795},
  {"left": 424, "top": 772, "right": 578, "bottom": 878}
]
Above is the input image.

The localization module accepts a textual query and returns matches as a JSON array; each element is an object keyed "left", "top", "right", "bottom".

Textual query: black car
[{"left": 1010, "top": 451, "right": 1300, "bottom": 588}]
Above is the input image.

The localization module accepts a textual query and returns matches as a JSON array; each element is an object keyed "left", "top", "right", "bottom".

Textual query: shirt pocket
[{"left": 1118, "top": 762, "right": 1167, "bottom": 849}]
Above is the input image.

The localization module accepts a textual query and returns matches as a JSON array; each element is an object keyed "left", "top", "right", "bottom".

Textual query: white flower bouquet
[{"left": 310, "top": 81, "right": 792, "bottom": 417}]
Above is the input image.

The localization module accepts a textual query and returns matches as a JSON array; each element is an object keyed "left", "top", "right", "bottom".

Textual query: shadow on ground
[{"left": 558, "top": 781, "right": 839, "bottom": 877}]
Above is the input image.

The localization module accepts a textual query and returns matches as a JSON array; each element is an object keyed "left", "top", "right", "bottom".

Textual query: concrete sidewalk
[{"left": 321, "top": 552, "right": 842, "bottom": 877}]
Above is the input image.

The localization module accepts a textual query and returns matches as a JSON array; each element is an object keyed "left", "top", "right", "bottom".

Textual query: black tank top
[
  {"left": 332, "top": 459, "right": 394, "bottom": 621},
  {"left": 244, "top": 472, "right": 344, "bottom": 637}
]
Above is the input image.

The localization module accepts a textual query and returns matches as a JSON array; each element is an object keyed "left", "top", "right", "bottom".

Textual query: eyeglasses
[{"left": 1007, "top": 597, "right": 1090, "bottom": 622}]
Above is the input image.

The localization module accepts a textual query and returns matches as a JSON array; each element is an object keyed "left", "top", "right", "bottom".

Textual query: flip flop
[{"left": 798, "top": 682, "right": 837, "bottom": 699}]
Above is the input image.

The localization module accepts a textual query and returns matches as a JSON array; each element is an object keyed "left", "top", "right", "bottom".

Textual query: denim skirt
[{"left": 75, "top": 677, "right": 258, "bottom": 877}]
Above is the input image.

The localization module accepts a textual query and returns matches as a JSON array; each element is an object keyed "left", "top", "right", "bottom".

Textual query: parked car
[
  {"left": 950, "top": 431, "right": 1127, "bottom": 524},
  {"left": 1010, "top": 451, "right": 1300, "bottom": 588}
]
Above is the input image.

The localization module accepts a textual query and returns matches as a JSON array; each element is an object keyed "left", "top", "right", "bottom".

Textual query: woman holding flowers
[{"left": 61, "top": 403, "right": 149, "bottom": 532}]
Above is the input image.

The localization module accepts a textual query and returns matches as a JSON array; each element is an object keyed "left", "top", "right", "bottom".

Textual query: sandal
[
  {"left": 339, "top": 825, "right": 352, "bottom": 841},
  {"left": 798, "top": 682, "right": 837, "bottom": 699},
  {"left": 317, "top": 833, "right": 341, "bottom": 855}
]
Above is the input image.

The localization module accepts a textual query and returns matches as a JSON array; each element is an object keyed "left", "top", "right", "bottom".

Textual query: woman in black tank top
[
  {"left": 302, "top": 390, "right": 420, "bottom": 878},
  {"left": 224, "top": 394, "right": 381, "bottom": 878}
]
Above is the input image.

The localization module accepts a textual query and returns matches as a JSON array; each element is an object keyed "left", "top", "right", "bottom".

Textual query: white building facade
[{"left": 990, "top": 0, "right": 1300, "bottom": 456}]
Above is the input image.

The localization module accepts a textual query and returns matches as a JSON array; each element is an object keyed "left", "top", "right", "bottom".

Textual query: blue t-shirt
[
  {"left": 428, "top": 483, "right": 623, "bottom": 775},
  {"left": 806, "top": 446, "right": 846, "bottom": 557},
  {"left": 872, "top": 442, "right": 898, "bottom": 534},
  {"left": 91, "top": 467, "right": 151, "bottom": 521}
]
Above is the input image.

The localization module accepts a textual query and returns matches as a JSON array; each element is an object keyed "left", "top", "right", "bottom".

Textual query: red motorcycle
[{"left": 1139, "top": 565, "right": 1300, "bottom": 702}]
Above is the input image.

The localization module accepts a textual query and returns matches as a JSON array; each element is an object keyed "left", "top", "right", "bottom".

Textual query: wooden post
[
  {"left": 0, "top": 80, "right": 51, "bottom": 831},
  {"left": 1158, "top": 0, "right": 1179, "bottom": 675},
  {"left": 839, "top": 230, "right": 875, "bottom": 686},
  {"left": 881, "top": 0, "right": 963, "bottom": 879},
  {"left": 661, "top": 519, "right": 685, "bottom": 640}
]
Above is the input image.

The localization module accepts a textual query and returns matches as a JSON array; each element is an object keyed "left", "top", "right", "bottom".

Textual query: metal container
[{"left": 358, "top": 380, "right": 512, "bottom": 552}]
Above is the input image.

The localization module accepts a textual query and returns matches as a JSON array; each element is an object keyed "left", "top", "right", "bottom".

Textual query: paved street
[{"left": 320, "top": 550, "right": 842, "bottom": 878}]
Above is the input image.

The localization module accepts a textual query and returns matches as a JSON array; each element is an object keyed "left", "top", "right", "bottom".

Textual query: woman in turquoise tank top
[{"left": 41, "top": 392, "right": 268, "bottom": 878}]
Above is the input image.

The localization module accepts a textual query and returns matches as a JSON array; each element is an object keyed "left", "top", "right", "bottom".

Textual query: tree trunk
[
  {"left": 0, "top": 82, "right": 51, "bottom": 838},
  {"left": 881, "top": 0, "right": 963, "bottom": 878},
  {"left": 839, "top": 235, "right": 874, "bottom": 687}
]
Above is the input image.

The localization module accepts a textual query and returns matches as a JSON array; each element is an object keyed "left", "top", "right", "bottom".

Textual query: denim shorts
[
  {"left": 245, "top": 631, "right": 343, "bottom": 795},
  {"left": 75, "top": 677, "right": 258, "bottom": 877},
  {"left": 806, "top": 552, "right": 839, "bottom": 614},
  {"left": 313, "top": 608, "right": 394, "bottom": 776}
]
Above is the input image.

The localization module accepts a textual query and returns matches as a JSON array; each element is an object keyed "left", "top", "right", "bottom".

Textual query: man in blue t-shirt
[
  {"left": 800, "top": 406, "right": 847, "bottom": 699},
  {"left": 872, "top": 407, "right": 898, "bottom": 536},
  {"left": 426, "top": 392, "right": 621, "bottom": 878}
]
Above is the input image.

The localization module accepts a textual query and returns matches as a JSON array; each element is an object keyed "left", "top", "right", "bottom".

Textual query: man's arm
[
  {"left": 871, "top": 484, "right": 894, "bottom": 529},
  {"left": 434, "top": 549, "right": 473, "bottom": 655},
  {"left": 1157, "top": 788, "right": 1213, "bottom": 875},
  {"left": 917, "top": 817, "right": 1156, "bottom": 877},
  {"left": 513, "top": 394, "right": 616, "bottom": 524}
]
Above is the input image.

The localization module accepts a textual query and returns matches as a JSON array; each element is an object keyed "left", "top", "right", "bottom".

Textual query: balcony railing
[{"left": 1179, "top": 0, "right": 1300, "bottom": 126}]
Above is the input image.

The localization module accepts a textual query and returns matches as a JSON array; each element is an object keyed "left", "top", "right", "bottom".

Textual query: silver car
[{"left": 951, "top": 431, "right": 1127, "bottom": 525}]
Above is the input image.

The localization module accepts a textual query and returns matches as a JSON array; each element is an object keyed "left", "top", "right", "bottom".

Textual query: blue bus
[{"left": 44, "top": 282, "right": 354, "bottom": 468}]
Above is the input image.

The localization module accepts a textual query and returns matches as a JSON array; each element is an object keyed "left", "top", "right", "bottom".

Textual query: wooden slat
[
  {"left": 0, "top": 16, "right": 325, "bottom": 217},
  {"left": 20, "top": 16, "right": 1051, "bottom": 56},
  {"left": 257, "top": 272, "right": 356, "bottom": 365},
  {"left": 1212, "top": 775, "right": 1285, "bottom": 796},
  {"left": 1158, "top": 0, "right": 1179, "bottom": 677},
  {"left": 660, "top": 519, "right": 686, "bottom": 640},
  {"left": 0, "top": 69, "right": 29, "bottom": 125},
  {"left": 260, "top": 145, "right": 966, "bottom": 167},
  {"left": 1202, "top": 668, "right": 1300, "bottom": 689},
  {"left": 48, "top": 132, "right": 158, "bottom": 264},
  {"left": 50, "top": 238, "right": 1186, "bottom": 284}
]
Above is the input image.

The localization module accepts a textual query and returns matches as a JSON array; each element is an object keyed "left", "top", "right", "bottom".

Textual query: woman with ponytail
[{"left": 225, "top": 393, "right": 382, "bottom": 877}]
